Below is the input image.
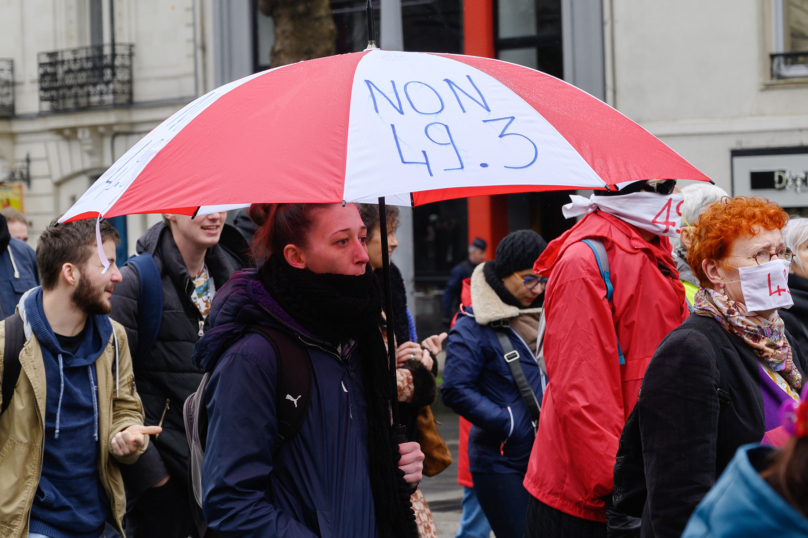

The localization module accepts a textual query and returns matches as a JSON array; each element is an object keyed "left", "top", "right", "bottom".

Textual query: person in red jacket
[{"left": 523, "top": 180, "right": 690, "bottom": 538}]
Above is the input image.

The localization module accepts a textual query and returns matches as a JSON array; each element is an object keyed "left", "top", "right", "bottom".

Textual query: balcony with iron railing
[
  {"left": 771, "top": 51, "right": 808, "bottom": 80},
  {"left": 38, "top": 44, "right": 133, "bottom": 113},
  {"left": 0, "top": 59, "right": 13, "bottom": 118}
]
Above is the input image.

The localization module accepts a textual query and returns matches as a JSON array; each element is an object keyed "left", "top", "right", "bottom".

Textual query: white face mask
[
  {"left": 562, "top": 192, "right": 685, "bottom": 238},
  {"left": 735, "top": 258, "right": 793, "bottom": 312}
]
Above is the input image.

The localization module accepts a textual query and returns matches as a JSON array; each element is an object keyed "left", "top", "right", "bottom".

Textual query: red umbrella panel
[{"left": 59, "top": 49, "right": 709, "bottom": 223}]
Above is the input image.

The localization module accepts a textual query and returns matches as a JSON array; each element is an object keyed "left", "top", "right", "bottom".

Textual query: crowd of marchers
[{"left": 2, "top": 181, "right": 808, "bottom": 538}]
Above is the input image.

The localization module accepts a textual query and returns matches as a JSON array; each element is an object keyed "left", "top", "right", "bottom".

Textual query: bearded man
[{"left": 0, "top": 217, "right": 156, "bottom": 538}]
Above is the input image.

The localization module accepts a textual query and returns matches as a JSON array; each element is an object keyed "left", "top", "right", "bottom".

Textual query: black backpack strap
[
  {"left": 490, "top": 320, "right": 541, "bottom": 431},
  {"left": 2, "top": 312, "right": 25, "bottom": 415},
  {"left": 245, "top": 326, "right": 313, "bottom": 452}
]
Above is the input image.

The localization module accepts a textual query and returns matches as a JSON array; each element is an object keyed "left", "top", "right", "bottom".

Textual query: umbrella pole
[{"left": 378, "top": 197, "right": 405, "bottom": 434}]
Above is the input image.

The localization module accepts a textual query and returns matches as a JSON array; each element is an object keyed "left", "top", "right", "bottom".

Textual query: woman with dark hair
[
  {"left": 682, "top": 390, "right": 808, "bottom": 537},
  {"left": 442, "top": 229, "right": 548, "bottom": 538},
  {"left": 192, "top": 202, "right": 423, "bottom": 537},
  {"left": 631, "top": 197, "right": 808, "bottom": 538},
  {"left": 356, "top": 203, "right": 440, "bottom": 537}
]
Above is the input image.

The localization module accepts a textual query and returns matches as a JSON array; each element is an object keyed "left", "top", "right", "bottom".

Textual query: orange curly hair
[{"left": 688, "top": 196, "right": 789, "bottom": 288}]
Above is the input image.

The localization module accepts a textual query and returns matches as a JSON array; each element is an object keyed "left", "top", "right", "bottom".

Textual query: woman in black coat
[
  {"left": 781, "top": 217, "right": 808, "bottom": 355},
  {"left": 630, "top": 197, "right": 808, "bottom": 538}
]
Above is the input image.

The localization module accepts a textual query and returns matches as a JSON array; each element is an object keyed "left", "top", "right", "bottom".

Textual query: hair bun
[{"left": 249, "top": 203, "right": 273, "bottom": 227}]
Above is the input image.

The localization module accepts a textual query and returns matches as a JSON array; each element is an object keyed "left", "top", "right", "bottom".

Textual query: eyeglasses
[
  {"left": 728, "top": 246, "right": 793, "bottom": 265},
  {"left": 515, "top": 273, "right": 548, "bottom": 290},
  {"left": 641, "top": 180, "right": 678, "bottom": 195}
]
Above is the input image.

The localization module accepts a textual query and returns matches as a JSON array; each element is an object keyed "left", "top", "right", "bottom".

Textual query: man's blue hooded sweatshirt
[
  {"left": 23, "top": 288, "right": 113, "bottom": 538},
  {"left": 682, "top": 444, "right": 808, "bottom": 538}
]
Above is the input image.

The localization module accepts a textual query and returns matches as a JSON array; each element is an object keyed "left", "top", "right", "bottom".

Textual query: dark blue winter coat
[
  {"left": 0, "top": 237, "right": 38, "bottom": 319},
  {"left": 442, "top": 265, "right": 545, "bottom": 476},
  {"left": 682, "top": 444, "right": 808, "bottom": 537},
  {"left": 192, "top": 269, "right": 379, "bottom": 538}
]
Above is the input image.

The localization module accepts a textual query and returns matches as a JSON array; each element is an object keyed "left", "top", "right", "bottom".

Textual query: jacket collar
[
  {"left": 138, "top": 222, "right": 234, "bottom": 299},
  {"left": 469, "top": 263, "right": 542, "bottom": 326}
]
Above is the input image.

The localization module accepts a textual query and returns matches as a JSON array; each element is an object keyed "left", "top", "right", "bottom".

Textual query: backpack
[
  {"left": 183, "top": 325, "right": 313, "bottom": 538},
  {"left": 125, "top": 253, "right": 164, "bottom": 362},
  {"left": 1, "top": 312, "right": 25, "bottom": 415},
  {"left": 535, "top": 238, "right": 625, "bottom": 376},
  {"left": 607, "top": 322, "right": 730, "bottom": 537}
]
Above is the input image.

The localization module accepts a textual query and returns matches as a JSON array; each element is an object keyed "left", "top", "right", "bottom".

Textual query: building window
[
  {"left": 253, "top": 0, "right": 275, "bottom": 72},
  {"left": 772, "top": 0, "right": 808, "bottom": 79},
  {"left": 495, "top": 0, "right": 562, "bottom": 78}
]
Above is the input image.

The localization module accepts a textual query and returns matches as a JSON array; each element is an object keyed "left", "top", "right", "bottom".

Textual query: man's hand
[
  {"left": 421, "top": 333, "right": 448, "bottom": 356},
  {"left": 111, "top": 425, "right": 162, "bottom": 457},
  {"left": 398, "top": 441, "right": 425, "bottom": 486}
]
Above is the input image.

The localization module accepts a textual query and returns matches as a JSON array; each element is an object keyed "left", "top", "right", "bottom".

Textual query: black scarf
[
  {"left": 375, "top": 263, "right": 411, "bottom": 346},
  {"left": 260, "top": 256, "right": 417, "bottom": 538},
  {"left": 483, "top": 260, "right": 543, "bottom": 309}
]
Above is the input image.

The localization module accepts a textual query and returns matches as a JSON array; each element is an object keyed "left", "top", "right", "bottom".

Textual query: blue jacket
[
  {"left": 442, "top": 264, "right": 545, "bottom": 475},
  {"left": 0, "top": 237, "right": 38, "bottom": 319},
  {"left": 193, "top": 269, "right": 380, "bottom": 538},
  {"left": 682, "top": 444, "right": 808, "bottom": 538}
]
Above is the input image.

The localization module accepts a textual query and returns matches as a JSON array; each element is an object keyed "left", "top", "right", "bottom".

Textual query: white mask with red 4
[
  {"left": 730, "top": 259, "right": 793, "bottom": 313},
  {"left": 562, "top": 192, "right": 685, "bottom": 239}
]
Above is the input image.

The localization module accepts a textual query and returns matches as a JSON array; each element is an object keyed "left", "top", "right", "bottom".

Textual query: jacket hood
[
  {"left": 191, "top": 268, "right": 319, "bottom": 372},
  {"left": 673, "top": 246, "right": 699, "bottom": 287},
  {"left": 469, "top": 263, "right": 541, "bottom": 325},
  {"left": 683, "top": 444, "right": 808, "bottom": 537},
  {"left": 21, "top": 287, "right": 112, "bottom": 367},
  {"left": 135, "top": 221, "right": 167, "bottom": 256},
  {"left": 535, "top": 211, "right": 675, "bottom": 277}
]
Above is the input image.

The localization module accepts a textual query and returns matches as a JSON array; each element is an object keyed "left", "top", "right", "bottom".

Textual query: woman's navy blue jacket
[
  {"left": 441, "top": 265, "right": 545, "bottom": 476},
  {"left": 192, "top": 269, "right": 379, "bottom": 538}
]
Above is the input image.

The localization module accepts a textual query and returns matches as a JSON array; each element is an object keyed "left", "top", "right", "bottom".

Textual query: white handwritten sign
[{"left": 343, "top": 51, "right": 605, "bottom": 205}]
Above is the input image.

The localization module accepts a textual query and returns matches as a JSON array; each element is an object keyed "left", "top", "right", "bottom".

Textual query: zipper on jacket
[
  {"left": 501, "top": 406, "right": 515, "bottom": 455},
  {"left": 198, "top": 320, "right": 204, "bottom": 337},
  {"left": 156, "top": 399, "right": 170, "bottom": 439}
]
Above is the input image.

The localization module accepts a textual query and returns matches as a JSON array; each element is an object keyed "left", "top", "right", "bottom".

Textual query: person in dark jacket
[
  {"left": 683, "top": 389, "right": 808, "bottom": 537},
  {"left": 196, "top": 203, "right": 424, "bottom": 537},
  {"left": 0, "top": 213, "right": 38, "bottom": 319},
  {"left": 109, "top": 211, "right": 236, "bottom": 538},
  {"left": 442, "top": 237, "right": 487, "bottom": 324},
  {"left": 358, "top": 202, "right": 442, "bottom": 537},
  {"left": 634, "top": 197, "right": 808, "bottom": 538},
  {"left": 781, "top": 217, "right": 808, "bottom": 354},
  {"left": 442, "top": 230, "right": 547, "bottom": 538}
]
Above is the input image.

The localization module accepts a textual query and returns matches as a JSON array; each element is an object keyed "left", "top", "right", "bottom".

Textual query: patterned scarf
[{"left": 693, "top": 287, "right": 802, "bottom": 390}]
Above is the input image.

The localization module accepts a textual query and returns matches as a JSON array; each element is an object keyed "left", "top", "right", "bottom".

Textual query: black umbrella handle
[{"left": 378, "top": 196, "right": 402, "bottom": 427}]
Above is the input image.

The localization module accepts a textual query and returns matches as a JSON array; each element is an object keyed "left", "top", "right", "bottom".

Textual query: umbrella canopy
[{"left": 59, "top": 49, "right": 709, "bottom": 223}]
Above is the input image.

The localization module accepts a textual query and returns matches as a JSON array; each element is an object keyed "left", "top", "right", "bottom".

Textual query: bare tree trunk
[{"left": 259, "top": 0, "right": 337, "bottom": 68}]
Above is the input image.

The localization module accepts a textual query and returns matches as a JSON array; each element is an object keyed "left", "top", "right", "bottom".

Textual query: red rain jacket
[{"left": 523, "top": 211, "right": 688, "bottom": 522}]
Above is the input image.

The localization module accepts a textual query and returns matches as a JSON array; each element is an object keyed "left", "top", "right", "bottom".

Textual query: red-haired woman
[
  {"left": 681, "top": 389, "right": 808, "bottom": 537},
  {"left": 629, "top": 197, "right": 808, "bottom": 538}
]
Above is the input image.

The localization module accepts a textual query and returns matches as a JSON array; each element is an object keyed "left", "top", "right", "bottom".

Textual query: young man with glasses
[
  {"left": 523, "top": 180, "right": 691, "bottom": 538},
  {"left": 442, "top": 230, "right": 548, "bottom": 538}
]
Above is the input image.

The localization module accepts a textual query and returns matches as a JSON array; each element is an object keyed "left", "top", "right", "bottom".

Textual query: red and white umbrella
[{"left": 59, "top": 49, "right": 709, "bottom": 223}]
